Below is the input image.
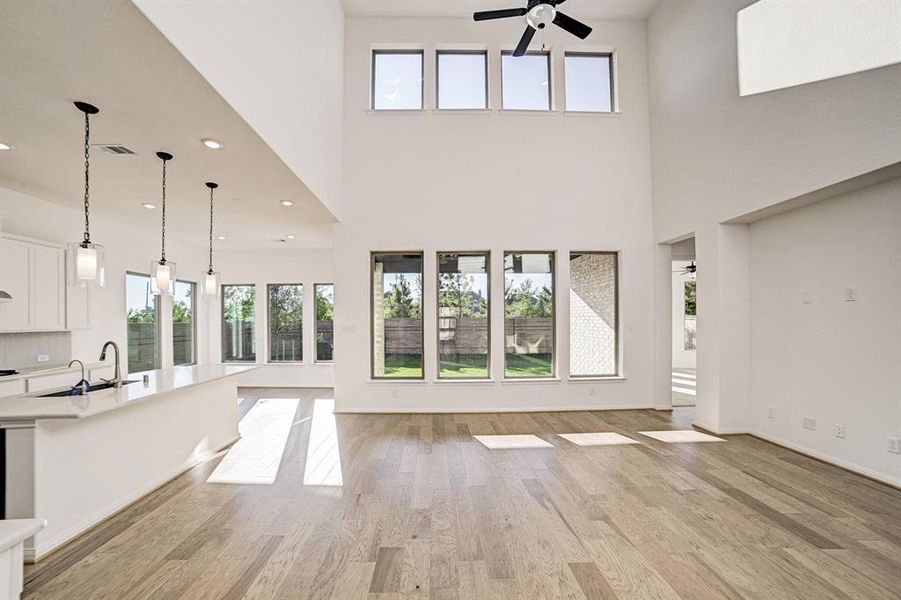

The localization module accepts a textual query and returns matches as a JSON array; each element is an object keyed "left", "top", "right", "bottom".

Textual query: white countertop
[
  {"left": 0, "top": 360, "right": 110, "bottom": 383},
  {"left": 0, "top": 364, "right": 256, "bottom": 422},
  {"left": 0, "top": 518, "right": 46, "bottom": 552}
]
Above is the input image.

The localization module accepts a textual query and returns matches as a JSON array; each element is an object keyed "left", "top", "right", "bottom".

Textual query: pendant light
[
  {"left": 151, "top": 151, "right": 175, "bottom": 295},
  {"left": 202, "top": 181, "right": 221, "bottom": 299},
  {"left": 68, "top": 101, "right": 105, "bottom": 287}
]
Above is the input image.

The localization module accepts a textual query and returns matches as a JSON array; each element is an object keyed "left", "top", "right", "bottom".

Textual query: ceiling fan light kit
[{"left": 473, "top": 0, "right": 593, "bottom": 57}]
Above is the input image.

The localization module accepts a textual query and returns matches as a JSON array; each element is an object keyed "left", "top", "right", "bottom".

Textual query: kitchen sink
[{"left": 39, "top": 380, "right": 140, "bottom": 397}]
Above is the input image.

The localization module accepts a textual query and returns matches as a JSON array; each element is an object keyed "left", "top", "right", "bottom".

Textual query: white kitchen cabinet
[
  {"left": 0, "top": 237, "right": 66, "bottom": 332},
  {"left": 0, "top": 240, "right": 30, "bottom": 331}
]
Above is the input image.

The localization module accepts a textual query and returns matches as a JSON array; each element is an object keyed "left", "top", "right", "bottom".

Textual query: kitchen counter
[
  {"left": 2, "top": 364, "right": 255, "bottom": 561},
  {"left": 0, "top": 361, "right": 109, "bottom": 383},
  {"left": 0, "top": 364, "right": 257, "bottom": 422}
]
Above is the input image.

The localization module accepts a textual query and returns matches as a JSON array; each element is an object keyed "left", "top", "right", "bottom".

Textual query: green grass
[
  {"left": 383, "top": 354, "right": 423, "bottom": 378},
  {"left": 439, "top": 353, "right": 488, "bottom": 378},
  {"left": 505, "top": 353, "right": 553, "bottom": 377},
  {"left": 381, "top": 353, "right": 552, "bottom": 378}
]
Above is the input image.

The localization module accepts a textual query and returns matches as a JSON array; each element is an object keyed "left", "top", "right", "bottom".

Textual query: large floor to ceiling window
[
  {"left": 126, "top": 272, "right": 160, "bottom": 373},
  {"left": 569, "top": 252, "right": 618, "bottom": 377},
  {"left": 371, "top": 252, "right": 423, "bottom": 378},
  {"left": 222, "top": 284, "right": 256, "bottom": 362},
  {"left": 437, "top": 252, "right": 490, "bottom": 378},
  {"left": 172, "top": 280, "right": 196, "bottom": 366},
  {"left": 315, "top": 283, "right": 334, "bottom": 362},
  {"left": 504, "top": 252, "right": 555, "bottom": 377},
  {"left": 268, "top": 284, "right": 303, "bottom": 362}
]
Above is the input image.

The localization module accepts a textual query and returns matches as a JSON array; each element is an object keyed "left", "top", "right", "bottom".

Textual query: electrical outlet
[
  {"left": 834, "top": 425, "right": 845, "bottom": 439},
  {"left": 801, "top": 292, "right": 812, "bottom": 305},
  {"left": 888, "top": 438, "right": 901, "bottom": 455},
  {"left": 803, "top": 417, "right": 816, "bottom": 431},
  {"left": 589, "top": 387, "right": 596, "bottom": 397},
  {"left": 37, "top": 355, "right": 50, "bottom": 363},
  {"left": 768, "top": 407, "right": 775, "bottom": 420},
  {"left": 843, "top": 288, "right": 857, "bottom": 302},
  {"left": 391, "top": 389, "right": 399, "bottom": 399}
]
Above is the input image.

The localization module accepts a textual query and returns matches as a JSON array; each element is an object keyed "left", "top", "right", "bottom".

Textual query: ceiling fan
[
  {"left": 473, "top": 0, "right": 593, "bottom": 57},
  {"left": 673, "top": 262, "right": 697, "bottom": 275}
]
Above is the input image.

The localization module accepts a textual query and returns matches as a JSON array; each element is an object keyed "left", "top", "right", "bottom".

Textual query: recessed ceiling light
[
  {"left": 142, "top": 203, "right": 156, "bottom": 209},
  {"left": 286, "top": 234, "right": 295, "bottom": 240},
  {"left": 280, "top": 200, "right": 294, "bottom": 207},
  {"left": 217, "top": 235, "right": 227, "bottom": 240},
  {"left": 0, "top": 142, "right": 12, "bottom": 151},
  {"left": 201, "top": 138, "right": 222, "bottom": 149}
]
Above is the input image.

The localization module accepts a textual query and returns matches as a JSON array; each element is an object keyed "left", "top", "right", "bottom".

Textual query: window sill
[
  {"left": 432, "top": 108, "right": 492, "bottom": 115},
  {"left": 563, "top": 110, "right": 622, "bottom": 117},
  {"left": 501, "top": 377, "right": 561, "bottom": 384},
  {"left": 265, "top": 362, "right": 306, "bottom": 366},
  {"left": 366, "top": 108, "right": 427, "bottom": 115},
  {"left": 434, "top": 378, "right": 495, "bottom": 384},
  {"left": 367, "top": 378, "right": 426, "bottom": 384},
  {"left": 499, "top": 108, "right": 555, "bottom": 115},
  {"left": 567, "top": 376, "right": 626, "bottom": 383}
]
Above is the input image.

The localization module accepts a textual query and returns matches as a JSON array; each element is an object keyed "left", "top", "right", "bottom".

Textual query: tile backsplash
[{"left": 0, "top": 331, "right": 72, "bottom": 369}]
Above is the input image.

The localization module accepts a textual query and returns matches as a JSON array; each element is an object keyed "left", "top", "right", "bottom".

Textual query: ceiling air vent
[{"left": 94, "top": 144, "right": 136, "bottom": 155}]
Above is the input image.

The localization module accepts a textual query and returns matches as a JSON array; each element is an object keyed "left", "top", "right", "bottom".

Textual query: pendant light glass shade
[
  {"left": 202, "top": 270, "right": 220, "bottom": 298},
  {"left": 152, "top": 151, "right": 174, "bottom": 296},
  {"left": 68, "top": 241, "right": 105, "bottom": 288},
  {"left": 151, "top": 260, "right": 176, "bottom": 296},
  {"left": 201, "top": 181, "right": 221, "bottom": 299},
  {"left": 70, "top": 101, "right": 106, "bottom": 287}
]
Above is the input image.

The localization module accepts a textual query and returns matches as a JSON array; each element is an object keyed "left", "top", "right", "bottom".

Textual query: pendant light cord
[
  {"left": 160, "top": 158, "right": 167, "bottom": 263},
  {"left": 208, "top": 185, "right": 215, "bottom": 274},
  {"left": 83, "top": 111, "right": 91, "bottom": 244}
]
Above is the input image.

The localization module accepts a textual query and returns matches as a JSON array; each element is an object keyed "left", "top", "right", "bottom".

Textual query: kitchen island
[{"left": 0, "top": 364, "right": 256, "bottom": 561}]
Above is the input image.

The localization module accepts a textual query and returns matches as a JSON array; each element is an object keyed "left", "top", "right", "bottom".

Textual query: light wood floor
[{"left": 23, "top": 387, "right": 901, "bottom": 599}]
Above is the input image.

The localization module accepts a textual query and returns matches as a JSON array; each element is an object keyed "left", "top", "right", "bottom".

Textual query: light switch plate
[
  {"left": 888, "top": 438, "right": 901, "bottom": 454},
  {"left": 803, "top": 417, "right": 816, "bottom": 431},
  {"left": 843, "top": 288, "right": 857, "bottom": 302},
  {"left": 37, "top": 355, "right": 50, "bottom": 363}
]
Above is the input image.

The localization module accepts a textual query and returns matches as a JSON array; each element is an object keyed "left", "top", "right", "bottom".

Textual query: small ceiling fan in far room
[
  {"left": 473, "top": 0, "right": 593, "bottom": 57},
  {"left": 673, "top": 262, "right": 697, "bottom": 275}
]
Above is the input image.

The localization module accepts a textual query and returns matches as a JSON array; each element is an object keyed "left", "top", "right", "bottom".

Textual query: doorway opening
[{"left": 671, "top": 238, "right": 696, "bottom": 407}]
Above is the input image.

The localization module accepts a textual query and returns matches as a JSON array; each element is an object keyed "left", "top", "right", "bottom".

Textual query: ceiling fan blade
[
  {"left": 512, "top": 26, "right": 536, "bottom": 57},
  {"left": 553, "top": 11, "right": 592, "bottom": 39},
  {"left": 473, "top": 7, "right": 528, "bottom": 21}
]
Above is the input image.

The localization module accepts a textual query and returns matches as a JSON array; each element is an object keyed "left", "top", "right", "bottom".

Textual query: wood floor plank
[{"left": 20, "top": 389, "right": 901, "bottom": 600}]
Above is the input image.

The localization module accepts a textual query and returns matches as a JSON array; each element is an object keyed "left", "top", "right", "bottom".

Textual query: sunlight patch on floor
[
  {"left": 558, "top": 432, "right": 640, "bottom": 446},
  {"left": 303, "top": 398, "right": 344, "bottom": 487},
  {"left": 207, "top": 397, "right": 299, "bottom": 485},
  {"left": 473, "top": 434, "right": 554, "bottom": 449},
  {"left": 638, "top": 430, "right": 724, "bottom": 443}
]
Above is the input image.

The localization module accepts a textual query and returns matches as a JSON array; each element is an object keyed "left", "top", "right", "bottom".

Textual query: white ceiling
[
  {"left": 342, "top": 0, "right": 660, "bottom": 20},
  {"left": 0, "top": 0, "right": 335, "bottom": 250}
]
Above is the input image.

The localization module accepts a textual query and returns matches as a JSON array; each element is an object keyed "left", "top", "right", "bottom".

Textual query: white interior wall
[
  {"left": 749, "top": 178, "right": 901, "bottom": 486},
  {"left": 213, "top": 248, "right": 334, "bottom": 388},
  {"left": 0, "top": 186, "right": 210, "bottom": 373},
  {"left": 133, "top": 0, "right": 345, "bottom": 218},
  {"left": 334, "top": 16, "right": 655, "bottom": 412},
  {"left": 648, "top": 0, "right": 901, "bottom": 435}
]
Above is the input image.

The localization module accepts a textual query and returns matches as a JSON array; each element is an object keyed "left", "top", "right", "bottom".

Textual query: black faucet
[{"left": 99, "top": 341, "right": 122, "bottom": 388}]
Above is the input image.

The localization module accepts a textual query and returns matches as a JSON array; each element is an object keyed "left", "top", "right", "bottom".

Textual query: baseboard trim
[
  {"left": 748, "top": 430, "right": 900, "bottom": 490},
  {"left": 691, "top": 420, "right": 750, "bottom": 435},
  {"left": 27, "top": 435, "right": 240, "bottom": 563}
]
